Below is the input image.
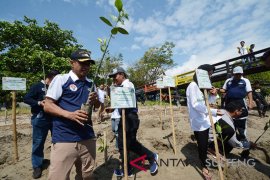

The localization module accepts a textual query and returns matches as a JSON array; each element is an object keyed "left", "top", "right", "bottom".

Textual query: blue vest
[
  {"left": 52, "top": 77, "right": 95, "bottom": 143},
  {"left": 226, "top": 79, "right": 247, "bottom": 99}
]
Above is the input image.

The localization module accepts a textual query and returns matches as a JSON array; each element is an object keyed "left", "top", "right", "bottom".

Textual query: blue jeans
[
  {"left": 31, "top": 111, "right": 52, "bottom": 168},
  {"left": 111, "top": 118, "right": 120, "bottom": 149}
]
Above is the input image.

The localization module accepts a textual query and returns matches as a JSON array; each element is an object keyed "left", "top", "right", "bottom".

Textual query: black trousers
[
  {"left": 194, "top": 128, "right": 209, "bottom": 168},
  {"left": 118, "top": 112, "right": 154, "bottom": 171},
  {"left": 255, "top": 98, "right": 268, "bottom": 116}
]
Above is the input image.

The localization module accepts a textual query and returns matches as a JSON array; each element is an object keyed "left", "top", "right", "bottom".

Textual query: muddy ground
[{"left": 0, "top": 105, "right": 269, "bottom": 180}]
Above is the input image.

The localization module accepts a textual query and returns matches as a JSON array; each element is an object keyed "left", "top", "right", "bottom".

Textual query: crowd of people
[
  {"left": 186, "top": 63, "right": 268, "bottom": 179},
  {"left": 23, "top": 47, "right": 269, "bottom": 179},
  {"left": 24, "top": 49, "right": 158, "bottom": 179}
]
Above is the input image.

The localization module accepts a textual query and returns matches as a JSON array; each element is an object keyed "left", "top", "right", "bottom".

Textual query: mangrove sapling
[{"left": 80, "top": 0, "right": 129, "bottom": 127}]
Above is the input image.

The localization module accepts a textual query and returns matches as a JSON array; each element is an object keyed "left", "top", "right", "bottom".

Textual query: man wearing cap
[
  {"left": 222, "top": 66, "right": 254, "bottom": 142},
  {"left": 44, "top": 49, "right": 100, "bottom": 180},
  {"left": 108, "top": 67, "right": 158, "bottom": 177},
  {"left": 24, "top": 70, "right": 59, "bottom": 179}
]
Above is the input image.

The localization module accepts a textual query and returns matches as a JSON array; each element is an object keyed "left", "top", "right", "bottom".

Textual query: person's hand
[
  {"left": 209, "top": 87, "right": 218, "bottom": 95},
  {"left": 216, "top": 109, "right": 223, "bottom": 116},
  {"left": 66, "top": 110, "right": 88, "bottom": 126},
  {"left": 105, "top": 107, "right": 114, "bottom": 113},
  {"left": 88, "top": 92, "right": 98, "bottom": 104},
  {"left": 39, "top": 100, "right": 46, "bottom": 107}
]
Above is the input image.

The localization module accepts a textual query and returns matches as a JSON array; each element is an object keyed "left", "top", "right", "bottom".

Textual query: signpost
[
  {"left": 111, "top": 86, "right": 136, "bottom": 179},
  {"left": 2, "top": 77, "right": 26, "bottom": 162},
  {"left": 162, "top": 76, "right": 177, "bottom": 154},
  {"left": 2, "top": 77, "right": 26, "bottom": 91},
  {"left": 195, "top": 69, "right": 224, "bottom": 180}
]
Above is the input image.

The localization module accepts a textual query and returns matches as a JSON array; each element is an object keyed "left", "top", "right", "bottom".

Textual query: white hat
[{"left": 233, "top": 66, "right": 243, "bottom": 74}]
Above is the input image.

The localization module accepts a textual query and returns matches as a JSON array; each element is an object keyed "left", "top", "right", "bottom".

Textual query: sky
[{"left": 1, "top": 0, "right": 270, "bottom": 76}]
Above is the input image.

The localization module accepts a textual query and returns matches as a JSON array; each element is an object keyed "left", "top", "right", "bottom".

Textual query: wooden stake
[
  {"left": 104, "top": 130, "right": 107, "bottom": 163},
  {"left": 168, "top": 87, "right": 177, "bottom": 154},
  {"left": 122, "top": 109, "right": 128, "bottom": 180},
  {"left": 203, "top": 89, "right": 224, "bottom": 180},
  {"left": 160, "top": 89, "right": 163, "bottom": 130},
  {"left": 5, "top": 108, "right": 8, "bottom": 124},
  {"left": 12, "top": 91, "right": 18, "bottom": 162}
]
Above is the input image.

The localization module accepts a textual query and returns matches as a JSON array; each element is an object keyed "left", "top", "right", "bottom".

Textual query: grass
[{"left": 0, "top": 107, "right": 31, "bottom": 117}]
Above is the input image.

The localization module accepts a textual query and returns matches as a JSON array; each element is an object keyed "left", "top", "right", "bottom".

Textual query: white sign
[
  {"left": 156, "top": 78, "right": 164, "bottom": 88},
  {"left": 163, "top": 76, "right": 175, "bottom": 87},
  {"left": 196, "top": 69, "right": 212, "bottom": 89},
  {"left": 110, "top": 87, "right": 136, "bottom": 108},
  {"left": 2, "top": 77, "right": 26, "bottom": 91}
]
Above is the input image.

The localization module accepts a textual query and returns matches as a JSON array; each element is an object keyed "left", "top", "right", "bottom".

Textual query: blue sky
[{"left": 1, "top": 0, "right": 270, "bottom": 75}]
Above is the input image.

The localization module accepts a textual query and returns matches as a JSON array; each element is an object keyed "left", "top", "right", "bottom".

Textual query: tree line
[{"left": 0, "top": 17, "right": 174, "bottom": 106}]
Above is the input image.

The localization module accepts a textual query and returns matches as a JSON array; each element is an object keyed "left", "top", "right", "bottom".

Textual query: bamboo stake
[
  {"left": 160, "top": 89, "right": 164, "bottom": 130},
  {"left": 12, "top": 91, "right": 18, "bottom": 162},
  {"left": 5, "top": 108, "right": 8, "bottom": 124},
  {"left": 104, "top": 130, "right": 107, "bottom": 163},
  {"left": 204, "top": 89, "right": 224, "bottom": 180},
  {"left": 122, "top": 109, "right": 128, "bottom": 180},
  {"left": 168, "top": 87, "right": 177, "bottom": 154}
]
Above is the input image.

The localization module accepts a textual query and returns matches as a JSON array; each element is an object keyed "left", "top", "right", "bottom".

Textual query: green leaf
[
  {"left": 111, "top": 28, "right": 118, "bottom": 35},
  {"left": 117, "top": 27, "right": 128, "bottom": 34},
  {"left": 100, "top": 17, "right": 112, "bottom": 27},
  {"left": 101, "top": 45, "right": 106, "bottom": 52},
  {"left": 98, "top": 38, "right": 103, "bottom": 43},
  {"left": 115, "top": 0, "right": 123, "bottom": 12},
  {"left": 216, "top": 123, "right": 222, "bottom": 133}
]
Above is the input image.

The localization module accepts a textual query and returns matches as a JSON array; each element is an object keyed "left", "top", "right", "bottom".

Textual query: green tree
[
  {"left": 128, "top": 41, "right": 175, "bottom": 87},
  {"left": 0, "top": 16, "right": 81, "bottom": 104},
  {"left": 247, "top": 71, "right": 270, "bottom": 95}
]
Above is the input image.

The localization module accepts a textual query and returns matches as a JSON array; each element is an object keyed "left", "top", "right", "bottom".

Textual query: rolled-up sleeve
[{"left": 46, "top": 75, "right": 63, "bottom": 101}]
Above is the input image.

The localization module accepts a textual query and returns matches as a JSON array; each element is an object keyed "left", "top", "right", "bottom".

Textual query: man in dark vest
[
  {"left": 222, "top": 66, "right": 254, "bottom": 142},
  {"left": 24, "top": 70, "right": 59, "bottom": 179}
]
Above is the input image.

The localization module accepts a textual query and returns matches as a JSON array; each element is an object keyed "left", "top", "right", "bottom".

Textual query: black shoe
[{"left": 32, "top": 167, "right": 42, "bottom": 179}]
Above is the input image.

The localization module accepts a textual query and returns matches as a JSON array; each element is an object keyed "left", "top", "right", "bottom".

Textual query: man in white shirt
[
  {"left": 237, "top": 41, "right": 250, "bottom": 68},
  {"left": 108, "top": 67, "right": 158, "bottom": 177}
]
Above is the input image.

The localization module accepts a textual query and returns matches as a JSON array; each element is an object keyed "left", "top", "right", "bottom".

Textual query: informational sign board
[
  {"left": 196, "top": 69, "right": 212, "bottom": 89},
  {"left": 163, "top": 76, "right": 175, "bottom": 87},
  {"left": 2, "top": 77, "right": 26, "bottom": 91},
  {"left": 110, "top": 87, "right": 136, "bottom": 108},
  {"left": 156, "top": 78, "right": 164, "bottom": 88}
]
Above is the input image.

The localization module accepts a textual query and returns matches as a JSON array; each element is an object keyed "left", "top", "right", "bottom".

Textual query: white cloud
[
  {"left": 125, "top": 0, "right": 270, "bottom": 76},
  {"left": 61, "top": 0, "right": 91, "bottom": 5},
  {"left": 166, "top": 0, "right": 176, "bottom": 6},
  {"left": 131, "top": 44, "right": 141, "bottom": 50}
]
